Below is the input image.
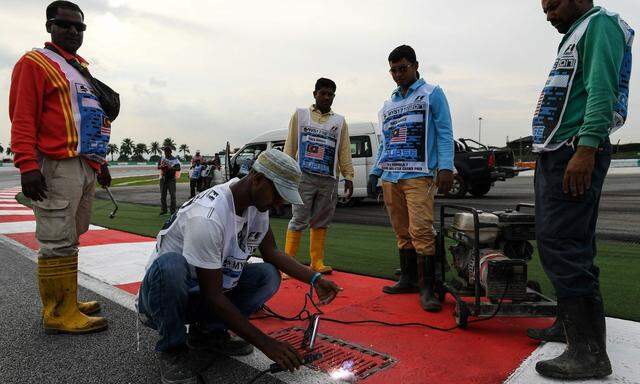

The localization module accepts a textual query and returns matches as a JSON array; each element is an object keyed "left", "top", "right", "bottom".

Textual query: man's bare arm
[{"left": 195, "top": 266, "right": 303, "bottom": 371}]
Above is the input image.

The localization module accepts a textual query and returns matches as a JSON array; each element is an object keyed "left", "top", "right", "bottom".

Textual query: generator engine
[{"left": 448, "top": 209, "right": 535, "bottom": 301}]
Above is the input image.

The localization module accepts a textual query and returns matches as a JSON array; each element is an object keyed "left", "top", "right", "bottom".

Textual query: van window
[
  {"left": 271, "top": 141, "right": 285, "bottom": 152},
  {"left": 231, "top": 143, "right": 267, "bottom": 177},
  {"left": 350, "top": 135, "right": 372, "bottom": 158}
]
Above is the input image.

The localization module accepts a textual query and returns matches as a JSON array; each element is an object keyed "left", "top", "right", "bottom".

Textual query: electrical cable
[
  {"left": 251, "top": 269, "right": 514, "bottom": 331},
  {"left": 468, "top": 280, "right": 510, "bottom": 324},
  {"left": 251, "top": 289, "right": 460, "bottom": 332}
]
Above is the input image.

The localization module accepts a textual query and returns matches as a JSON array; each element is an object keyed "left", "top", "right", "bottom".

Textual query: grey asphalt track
[{"left": 0, "top": 245, "right": 284, "bottom": 384}]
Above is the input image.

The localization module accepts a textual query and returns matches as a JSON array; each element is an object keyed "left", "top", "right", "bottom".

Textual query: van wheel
[
  {"left": 445, "top": 175, "right": 467, "bottom": 198},
  {"left": 470, "top": 183, "right": 491, "bottom": 197}
]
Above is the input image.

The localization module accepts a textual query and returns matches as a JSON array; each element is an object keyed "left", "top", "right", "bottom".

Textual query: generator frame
[{"left": 435, "top": 204, "right": 557, "bottom": 328}]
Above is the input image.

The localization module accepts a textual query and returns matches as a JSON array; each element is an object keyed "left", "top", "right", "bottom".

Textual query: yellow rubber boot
[
  {"left": 38, "top": 255, "right": 108, "bottom": 335},
  {"left": 282, "top": 230, "right": 302, "bottom": 279},
  {"left": 310, "top": 228, "right": 332, "bottom": 274},
  {"left": 78, "top": 300, "right": 101, "bottom": 316}
]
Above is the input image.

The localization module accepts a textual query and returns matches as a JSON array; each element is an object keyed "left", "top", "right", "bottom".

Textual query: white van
[{"left": 228, "top": 122, "right": 379, "bottom": 206}]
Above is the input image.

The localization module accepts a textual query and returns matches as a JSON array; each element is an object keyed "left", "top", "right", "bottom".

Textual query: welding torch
[{"left": 268, "top": 314, "right": 323, "bottom": 373}]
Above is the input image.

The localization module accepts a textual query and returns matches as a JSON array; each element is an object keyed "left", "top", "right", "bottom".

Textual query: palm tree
[
  {"left": 178, "top": 144, "right": 190, "bottom": 159},
  {"left": 106, "top": 144, "right": 119, "bottom": 161},
  {"left": 132, "top": 143, "right": 149, "bottom": 161},
  {"left": 162, "top": 138, "right": 176, "bottom": 151},
  {"left": 149, "top": 141, "right": 161, "bottom": 156},
  {"left": 119, "top": 138, "right": 134, "bottom": 160}
]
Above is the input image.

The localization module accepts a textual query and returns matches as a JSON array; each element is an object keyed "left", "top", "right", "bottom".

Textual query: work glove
[
  {"left": 97, "top": 163, "right": 112, "bottom": 187},
  {"left": 21, "top": 169, "right": 48, "bottom": 201},
  {"left": 367, "top": 174, "right": 379, "bottom": 198}
]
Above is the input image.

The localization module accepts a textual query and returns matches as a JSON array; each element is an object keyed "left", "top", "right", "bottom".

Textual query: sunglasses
[
  {"left": 389, "top": 64, "right": 412, "bottom": 74},
  {"left": 49, "top": 18, "right": 87, "bottom": 32}
]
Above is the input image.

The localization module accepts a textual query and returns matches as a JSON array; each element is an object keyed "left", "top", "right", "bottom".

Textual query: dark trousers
[
  {"left": 137, "top": 252, "right": 281, "bottom": 352},
  {"left": 190, "top": 179, "right": 203, "bottom": 197},
  {"left": 534, "top": 140, "right": 611, "bottom": 298},
  {"left": 160, "top": 178, "right": 177, "bottom": 213}
]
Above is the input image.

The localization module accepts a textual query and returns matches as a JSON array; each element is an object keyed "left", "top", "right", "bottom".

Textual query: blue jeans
[
  {"left": 137, "top": 252, "right": 281, "bottom": 352},
  {"left": 534, "top": 140, "right": 611, "bottom": 299}
]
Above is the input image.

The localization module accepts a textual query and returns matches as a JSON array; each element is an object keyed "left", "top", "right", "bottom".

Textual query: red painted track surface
[
  {"left": 7, "top": 229, "right": 152, "bottom": 251},
  {"left": 250, "top": 273, "right": 550, "bottom": 384},
  {"left": 0, "top": 214, "right": 36, "bottom": 222}
]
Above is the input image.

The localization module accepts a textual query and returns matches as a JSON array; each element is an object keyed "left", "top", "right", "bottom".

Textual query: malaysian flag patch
[{"left": 306, "top": 144, "right": 324, "bottom": 160}]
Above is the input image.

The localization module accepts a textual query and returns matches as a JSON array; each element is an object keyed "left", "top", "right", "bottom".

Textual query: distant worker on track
[
  {"left": 283, "top": 78, "right": 354, "bottom": 275},
  {"left": 159, "top": 146, "right": 181, "bottom": 215},
  {"left": 528, "top": 0, "right": 634, "bottom": 380},
  {"left": 9, "top": 0, "right": 119, "bottom": 335}
]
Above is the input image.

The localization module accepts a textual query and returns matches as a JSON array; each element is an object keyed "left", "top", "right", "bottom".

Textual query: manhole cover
[{"left": 269, "top": 327, "right": 396, "bottom": 381}]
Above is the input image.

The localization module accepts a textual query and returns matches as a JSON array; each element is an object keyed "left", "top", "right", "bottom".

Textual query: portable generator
[{"left": 434, "top": 204, "right": 557, "bottom": 328}]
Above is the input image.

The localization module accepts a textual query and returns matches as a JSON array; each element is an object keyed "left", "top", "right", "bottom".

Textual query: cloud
[
  {"left": 0, "top": 46, "right": 15, "bottom": 71},
  {"left": 0, "top": 0, "right": 639, "bottom": 153},
  {"left": 149, "top": 77, "right": 167, "bottom": 88}
]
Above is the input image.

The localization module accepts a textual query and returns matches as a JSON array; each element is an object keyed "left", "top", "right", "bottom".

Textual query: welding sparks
[{"left": 328, "top": 360, "right": 357, "bottom": 383}]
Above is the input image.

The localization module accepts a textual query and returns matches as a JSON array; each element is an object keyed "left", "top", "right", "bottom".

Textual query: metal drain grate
[{"left": 269, "top": 327, "right": 396, "bottom": 380}]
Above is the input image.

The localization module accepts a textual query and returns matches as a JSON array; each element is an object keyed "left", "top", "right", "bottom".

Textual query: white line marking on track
[
  {"left": 504, "top": 317, "right": 640, "bottom": 383},
  {"left": 79, "top": 242, "right": 156, "bottom": 286},
  {"left": 0, "top": 210, "right": 37, "bottom": 215},
  {"left": 0, "top": 221, "right": 106, "bottom": 234}
]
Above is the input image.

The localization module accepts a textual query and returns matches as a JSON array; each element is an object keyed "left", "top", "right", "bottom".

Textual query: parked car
[
  {"left": 228, "top": 122, "right": 378, "bottom": 206},
  {"left": 449, "top": 138, "right": 523, "bottom": 197}
]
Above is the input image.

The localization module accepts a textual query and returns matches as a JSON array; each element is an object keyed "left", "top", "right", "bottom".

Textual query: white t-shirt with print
[{"left": 145, "top": 178, "right": 269, "bottom": 289}]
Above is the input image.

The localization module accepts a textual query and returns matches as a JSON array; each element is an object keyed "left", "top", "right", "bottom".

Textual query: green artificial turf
[
  {"left": 109, "top": 173, "right": 189, "bottom": 187},
  {"left": 16, "top": 193, "right": 640, "bottom": 321}
]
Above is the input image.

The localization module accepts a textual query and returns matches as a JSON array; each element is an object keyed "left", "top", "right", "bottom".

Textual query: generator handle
[
  {"left": 440, "top": 204, "right": 482, "bottom": 308},
  {"left": 516, "top": 203, "right": 535, "bottom": 212}
]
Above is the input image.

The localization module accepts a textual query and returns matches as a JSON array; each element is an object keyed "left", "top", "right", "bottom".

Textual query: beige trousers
[
  {"left": 32, "top": 157, "right": 96, "bottom": 258},
  {"left": 382, "top": 177, "right": 436, "bottom": 255}
]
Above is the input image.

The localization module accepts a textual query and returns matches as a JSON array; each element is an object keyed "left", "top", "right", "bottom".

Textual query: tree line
[
  {"left": 107, "top": 138, "right": 192, "bottom": 162},
  {"left": 0, "top": 139, "right": 201, "bottom": 163}
]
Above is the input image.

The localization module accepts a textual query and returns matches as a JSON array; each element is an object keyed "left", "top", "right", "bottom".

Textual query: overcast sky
[{"left": 1, "top": 0, "right": 638, "bottom": 155}]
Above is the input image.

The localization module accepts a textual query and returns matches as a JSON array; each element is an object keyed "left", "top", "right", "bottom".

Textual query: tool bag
[{"left": 47, "top": 46, "right": 121, "bottom": 121}]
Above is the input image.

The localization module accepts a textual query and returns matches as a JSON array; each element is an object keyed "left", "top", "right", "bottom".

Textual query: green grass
[
  {"left": 16, "top": 193, "right": 640, "bottom": 321},
  {"left": 109, "top": 174, "right": 189, "bottom": 187}
]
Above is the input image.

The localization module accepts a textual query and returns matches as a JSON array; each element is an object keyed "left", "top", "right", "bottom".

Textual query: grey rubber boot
[
  {"left": 535, "top": 296, "right": 612, "bottom": 380},
  {"left": 382, "top": 249, "right": 419, "bottom": 294},
  {"left": 417, "top": 255, "right": 442, "bottom": 312},
  {"left": 527, "top": 317, "right": 566, "bottom": 343}
]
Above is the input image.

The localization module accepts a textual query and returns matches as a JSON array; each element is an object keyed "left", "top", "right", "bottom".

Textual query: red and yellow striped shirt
[{"left": 10, "top": 42, "right": 99, "bottom": 174}]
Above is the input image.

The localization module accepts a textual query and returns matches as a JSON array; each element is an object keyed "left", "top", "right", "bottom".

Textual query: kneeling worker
[
  {"left": 284, "top": 78, "right": 354, "bottom": 274},
  {"left": 137, "top": 149, "right": 341, "bottom": 383}
]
